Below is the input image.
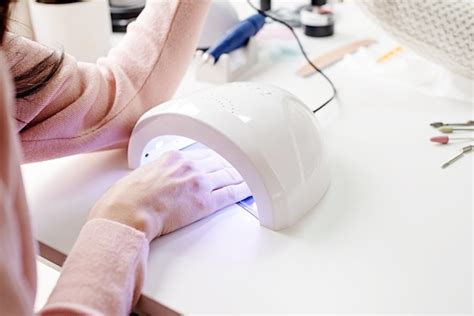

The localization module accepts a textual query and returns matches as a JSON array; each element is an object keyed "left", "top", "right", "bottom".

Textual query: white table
[{"left": 24, "top": 2, "right": 473, "bottom": 314}]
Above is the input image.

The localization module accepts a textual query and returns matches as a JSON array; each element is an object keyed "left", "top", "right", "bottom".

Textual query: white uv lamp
[{"left": 128, "top": 82, "right": 330, "bottom": 230}]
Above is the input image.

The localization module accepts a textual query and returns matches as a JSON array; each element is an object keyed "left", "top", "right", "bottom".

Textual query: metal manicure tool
[
  {"left": 430, "top": 136, "right": 474, "bottom": 144},
  {"left": 430, "top": 120, "right": 474, "bottom": 128},
  {"left": 438, "top": 126, "right": 474, "bottom": 134},
  {"left": 441, "top": 145, "right": 473, "bottom": 169}
]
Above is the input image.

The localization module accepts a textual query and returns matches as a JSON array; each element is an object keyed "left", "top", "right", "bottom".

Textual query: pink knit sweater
[{"left": 0, "top": 1, "right": 209, "bottom": 314}]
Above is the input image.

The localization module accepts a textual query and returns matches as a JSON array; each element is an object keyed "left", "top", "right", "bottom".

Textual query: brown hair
[
  {"left": 0, "top": 0, "right": 8, "bottom": 43},
  {"left": 0, "top": 0, "right": 64, "bottom": 98}
]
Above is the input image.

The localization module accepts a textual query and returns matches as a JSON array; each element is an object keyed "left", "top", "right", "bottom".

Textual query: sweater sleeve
[
  {"left": 0, "top": 53, "right": 37, "bottom": 316},
  {"left": 358, "top": 0, "right": 473, "bottom": 79},
  {"left": 39, "top": 219, "right": 149, "bottom": 315},
  {"left": 4, "top": 0, "right": 210, "bottom": 162}
]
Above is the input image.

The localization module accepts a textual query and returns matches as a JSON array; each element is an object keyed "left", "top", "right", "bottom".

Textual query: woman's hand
[{"left": 88, "top": 149, "right": 251, "bottom": 241}]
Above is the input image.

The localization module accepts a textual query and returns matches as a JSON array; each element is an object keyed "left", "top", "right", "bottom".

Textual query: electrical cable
[{"left": 247, "top": 0, "right": 337, "bottom": 113}]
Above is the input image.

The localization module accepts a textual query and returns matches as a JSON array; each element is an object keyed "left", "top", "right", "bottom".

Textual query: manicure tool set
[{"left": 429, "top": 120, "right": 474, "bottom": 168}]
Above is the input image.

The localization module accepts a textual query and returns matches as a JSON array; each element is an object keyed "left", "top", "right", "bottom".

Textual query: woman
[{"left": 0, "top": 0, "right": 250, "bottom": 314}]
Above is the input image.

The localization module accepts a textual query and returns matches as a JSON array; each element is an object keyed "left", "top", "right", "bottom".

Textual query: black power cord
[{"left": 247, "top": 0, "right": 337, "bottom": 113}]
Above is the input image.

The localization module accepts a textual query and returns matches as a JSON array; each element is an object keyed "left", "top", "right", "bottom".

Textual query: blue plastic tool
[{"left": 204, "top": 13, "right": 266, "bottom": 63}]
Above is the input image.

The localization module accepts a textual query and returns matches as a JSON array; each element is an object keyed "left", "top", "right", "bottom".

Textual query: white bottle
[{"left": 28, "top": 0, "right": 112, "bottom": 62}]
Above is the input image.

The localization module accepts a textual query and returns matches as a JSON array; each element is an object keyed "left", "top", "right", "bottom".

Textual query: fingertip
[{"left": 211, "top": 182, "right": 252, "bottom": 210}]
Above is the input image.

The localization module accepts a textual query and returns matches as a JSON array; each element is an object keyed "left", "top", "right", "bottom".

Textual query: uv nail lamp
[{"left": 128, "top": 82, "right": 330, "bottom": 230}]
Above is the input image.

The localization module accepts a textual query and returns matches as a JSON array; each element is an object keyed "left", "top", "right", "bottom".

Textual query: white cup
[{"left": 29, "top": 0, "right": 112, "bottom": 62}]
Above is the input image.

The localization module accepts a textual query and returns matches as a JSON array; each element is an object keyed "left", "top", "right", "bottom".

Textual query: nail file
[
  {"left": 296, "top": 38, "right": 377, "bottom": 77},
  {"left": 376, "top": 46, "right": 403, "bottom": 63}
]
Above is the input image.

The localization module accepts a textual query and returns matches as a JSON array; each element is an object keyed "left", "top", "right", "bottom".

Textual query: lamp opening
[{"left": 140, "top": 134, "right": 258, "bottom": 218}]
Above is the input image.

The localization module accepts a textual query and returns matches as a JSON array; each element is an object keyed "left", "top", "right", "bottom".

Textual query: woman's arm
[
  {"left": 1, "top": 53, "right": 148, "bottom": 315},
  {"left": 4, "top": 0, "right": 210, "bottom": 162},
  {"left": 0, "top": 54, "right": 37, "bottom": 316},
  {"left": 40, "top": 219, "right": 149, "bottom": 315}
]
